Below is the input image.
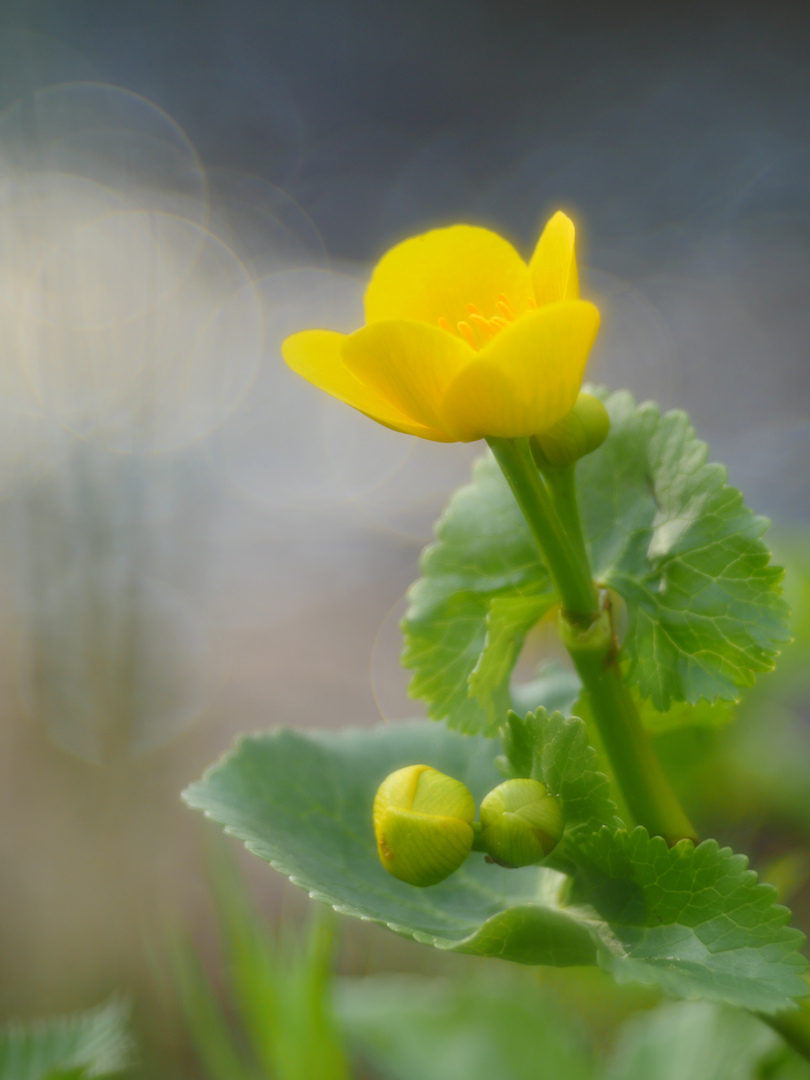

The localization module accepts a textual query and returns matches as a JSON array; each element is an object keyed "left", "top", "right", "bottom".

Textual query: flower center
[{"left": 438, "top": 294, "right": 535, "bottom": 350}]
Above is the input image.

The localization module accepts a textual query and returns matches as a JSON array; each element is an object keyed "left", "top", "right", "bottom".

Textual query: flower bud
[
  {"left": 532, "top": 392, "right": 610, "bottom": 469},
  {"left": 373, "top": 765, "right": 476, "bottom": 887},
  {"left": 479, "top": 779, "right": 564, "bottom": 867}
]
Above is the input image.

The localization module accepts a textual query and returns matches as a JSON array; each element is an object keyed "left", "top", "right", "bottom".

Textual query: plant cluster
[{"left": 183, "top": 212, "right": 810, "bottom": 1064}]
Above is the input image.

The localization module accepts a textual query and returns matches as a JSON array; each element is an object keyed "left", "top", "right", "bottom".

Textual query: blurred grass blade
[
  {"left": 275, "top": 914, "right": 350, "bottom": 1080},
  {"left": 206, "top": 839, "right": 282, "bottom": 1075},
  {"left": 169, "top": 932, "right": 258, "bottom": 1080},
  {"left": 207, "top": 836, "right": 350, "bottom": 1080}
]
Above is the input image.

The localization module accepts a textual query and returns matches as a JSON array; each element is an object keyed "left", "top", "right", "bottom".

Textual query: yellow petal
[
  {"left": 364, "top": 225, "right": 533, "bottom": 332},
  {"left": 281, "top": 329, "right": 448, "bottom": 440},
  {"left": 341, "top": 319, "right": 473, "bottom": 435},
  {"left": 438, "top": 301, "right": 600, "bottom": 441},
  {"left": 529, "top": 211, "right": 579, "bottom": 306}
]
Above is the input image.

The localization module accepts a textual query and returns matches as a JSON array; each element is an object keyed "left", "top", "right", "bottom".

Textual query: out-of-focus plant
[
  {"left": 184, "top": 211, "right": 810, "bottom": 1065},
  {"left": 339, "top": 974, "right": 810, "bottom": 1080},
  {"left": 0, "top": 999, "right": 133, "bottom": 1080},
  {"left": 164, "top": 840, "right": 810, "bottom": 1080},
  {"left": 169, "top": 843, "right": 349, "bottom": 1080},
  {"left": 337, "top": 972, "right": 595, "bottom": 1080}
]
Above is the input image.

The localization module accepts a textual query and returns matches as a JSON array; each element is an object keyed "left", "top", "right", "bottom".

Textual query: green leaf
[
  {"left": 336, "top": 973, "right": 594, "bottom": 1080},
  {"left": 184, "top": 722, "right": 597, "bottom": 968},
  {"left": 468, "top": 593, "right": 555, "bottom": 719},
  {"left": 184, "top": 721, "right": 809, "bottom": 1012},
  {"left": 632, "top": 692, "right": 736, "bottom": 735},
  {"left": 604, "top": 1000, "right": 782, "bottom": 1080},
  {"left": 0, "top": 1001, "right": 132, "bottom": 1080},
  {"left": 515, "top": 664, "right": 736, "bottom": 736},
  {"left": 498, "top": 709, "right": 621, "bottom": 846},
  {"left": 402, "top": 388, "right": 789, "bottom": 731},
  {"left": 582, "top": 389, "right": 790, "bottom": 710},
  {"left": 402, "top": 452, "right": 553, "bottom": 735},
  {"left": 572, "top": 826, "right": 808, "bottom": 1012}
]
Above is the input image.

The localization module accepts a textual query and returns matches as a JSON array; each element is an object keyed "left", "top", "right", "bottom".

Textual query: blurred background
[{"left": 0, "top": 1, "right": 809, "bottom": 1076}]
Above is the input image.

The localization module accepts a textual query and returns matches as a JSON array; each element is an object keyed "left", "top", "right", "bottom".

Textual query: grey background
[{"left": 0, "top": 1, "right": 807, "bottom": 1072}]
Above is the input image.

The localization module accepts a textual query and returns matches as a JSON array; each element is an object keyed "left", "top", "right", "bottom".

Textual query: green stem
[
  {"left": 487, "top": 437, "right": 596, "bottom": 622},
  {"left": 535, "top": 460, "right": 589, "bottom": 572},
  {"left": 488, "top": 435, "right": 810, "bottom": 1064},
  {"left": 487, "top": 436, "right": 696, "bottom": 845},
  {"left": 561, "top": 613, "right": 696, "bottom": 844}
]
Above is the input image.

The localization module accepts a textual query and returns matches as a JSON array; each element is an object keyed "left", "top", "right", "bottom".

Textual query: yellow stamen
[
  {"left": 439, "top": 296, "right": 536, "bottom": 348},
  {"left": 457, "top": 321, "right": 478, "bottom": 349},
  {"left": 468, "top": 313, "right": 496, "bottom": 338},
  {"left": 496, "top": 294, "right": 515, "bottom": 320}
]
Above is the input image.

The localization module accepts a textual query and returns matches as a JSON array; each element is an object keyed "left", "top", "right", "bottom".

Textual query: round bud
[
  {"left": 479, "top": 779, "right": 564, "bottom": 867},
  {"left": 373, "top": 765, "right": 476, "bottom": 887},
  {"left": 532, "top": 392, "right": 610, "bottom": 469}
]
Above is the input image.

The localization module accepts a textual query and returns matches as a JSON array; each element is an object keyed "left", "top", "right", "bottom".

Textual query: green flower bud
[
  {"left": 373, "top": 765, "right": 475, "bottom": 887},
  {"left": 532, "top": 392, "right": 610, "bottom": 469},
  {"left": 479, "top": 779, "right": 564, "bottom": 867}
]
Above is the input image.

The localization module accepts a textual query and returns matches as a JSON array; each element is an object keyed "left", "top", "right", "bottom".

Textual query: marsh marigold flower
[{"left": 282, "top": 212, "right": 600, "bottom": 442}]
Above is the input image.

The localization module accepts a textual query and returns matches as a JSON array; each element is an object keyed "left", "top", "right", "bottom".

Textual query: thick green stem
[
  {"left": 560, "top": 611, "right": 697, "bottom": 844},
  {"left": 487, "top": 437, "right": 596, "bottom": 622},
  {"left": 535, "top": 460, "right": 590, "bottom": 572},
  {"left": 487, "top": 436, "right": 696, "bottom": 845}
]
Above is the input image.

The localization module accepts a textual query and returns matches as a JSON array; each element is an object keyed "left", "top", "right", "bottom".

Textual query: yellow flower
[{"left": 282, "top": 212, "right": 600, "bottom": 442}]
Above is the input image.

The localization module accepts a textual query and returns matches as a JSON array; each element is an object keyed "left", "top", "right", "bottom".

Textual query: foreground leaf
[
  {"left": 184, "top": 721, "right": 595, "bottom": 968},
  {"left": 573, "top": 827, "right": 808, "bottom": 1011},
  {"left": 184, "top": 722, "right": 808, "bottom": 1012},
  {"left": 402, "top": 388, "right": 789, "bottom": 731},
  {"left": 0, "top": 1000, "right": 132, "bottom": 1080}
]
